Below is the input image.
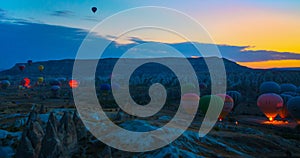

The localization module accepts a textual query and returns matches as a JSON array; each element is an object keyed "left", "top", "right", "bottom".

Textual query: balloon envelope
[
  {"left": 19, "top": 65, "right": 25, "bottom": 71},
  {"left": 217, "top": 94, "right": 234, "bottom": 120},
  {"left": 51, "top": 85, "right": 60, "bottom": 92},
  {"left": 49, "top": 79, "right": 62, "bottom": 86},
  {"left": 27, "top": 60, "right": 33, "bottom": 65},
  {"left": 287, "top": 97, "right": 300, "bottom": 123},
  {"left": 259, "top": 81, "right": 281, "bottom": 94},
  {"left": 278, "top": 94, "right": 292, "bottom": 119},
  {"left": 280, "top": 83, "right": 297, "bottom": 93},
  {"left": 199, "top": 95, "right": 224, "bottom": 114},
  {"left": 69, "top": 79, "right": 79, "bottom": 88},
  {"left": 100, "top": 84, "right": 111, "bottom": 91},
  {"left": 0, "top": 80, "right": 10, "bottom": 89},
  {"left": 38, "top": 65, "right": 44, "bottom": 72},
  {"left": 182, "top": 93, "right": 200, "bottom": 114},
  {"left": 257, "top": 93, "right": 283, "bottom": 121},
  {"left": 20, "top": 78, "right": 30, "bottom": 88},
  {"left": 37, "top": 77, "right": 44, "bottom": 84},
  {"left": 226, "top": 91, "right": 242, "bottom": 107},
  {"left": 91, "top": 7, "right": 97, "bottom": 13}
]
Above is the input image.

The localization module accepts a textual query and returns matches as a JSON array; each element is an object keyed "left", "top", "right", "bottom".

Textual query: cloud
[
  {"left": 50, "top": 10, "right": 74, "bottom": 17},
  {"left": 164, "top": 42, "right": 300, "bottom": 62},
  {"left": 217, "top": 45, "right": 300, "bottom": 62},
  {"left": 0, "top": 8, "right": 6, "bottom": 17},
  {"left": 0, "top": 14, "right": 299, "bottom": 69},
  {"left": 82, "top": 16, "right": 98, "bottom": 22}
]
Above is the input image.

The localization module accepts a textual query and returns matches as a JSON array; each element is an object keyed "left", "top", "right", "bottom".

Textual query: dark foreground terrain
[{"left": 1, "top": 58, "right": 300, "bottom": 157}]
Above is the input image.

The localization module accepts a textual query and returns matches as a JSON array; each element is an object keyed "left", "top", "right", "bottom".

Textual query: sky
[{"left": 0, "top": 0, "right": 300, "bottom": 69}]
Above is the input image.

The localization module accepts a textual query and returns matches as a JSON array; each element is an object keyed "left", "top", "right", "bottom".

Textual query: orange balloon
[
  {"left": 257, "top": 93, "right": 283, "bottom": 121},
  {"left": 217, "top": 94, "right": 234, "bottom": 120},
  {"left": 69, "top": 79, "right": 79, "bottom": 88}
]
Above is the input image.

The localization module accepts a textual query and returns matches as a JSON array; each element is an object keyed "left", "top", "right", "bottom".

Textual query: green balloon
[{"left": 199, "top": 95, "right": 224, "bottom": 114}]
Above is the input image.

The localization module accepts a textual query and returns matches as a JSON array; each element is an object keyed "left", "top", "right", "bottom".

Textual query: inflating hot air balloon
[
  {"left": 69, "top": 79, "right": 79, "bottom": 88},
  {"left": 287, "top": 97, "right": 300, "bottom": 123},
  {"left": 259, "top": 81, "right": 281, "bottom": 94},
  {"left": 27, "top": 60, "right": 33, "bottom": 66},
  {"left": 257, "top": 93, "right": 283, "bottom": 122},
  {"left": 51, "top": 85, "right": 60, "bottom": 92},
  {"left": 280, "top": 83, "right": 297, "bottom": 93},
  {"left": 49, "top": 79, "right": 62, "bottom": 87},
  {"left": 278, "top": 94, "right": 292, "bottom": 119},
  {"left": 57, "top": 77, "right": 66, "bottom": 83},
  {"left": 199, "top": 95, "right": 224, "bottom": 115},
  {"left": 91, "top": 7, "right": 97, "bottom": 13},
  {"left": 0, "top": 80, "right": 10, "bottom": 89},
  {"left": 51, "top": 85, "right": 61, "bottom": 98},
  {"left": 19, "top": 65, "right": 25, "bottom": 71},
  {"left": 37, "top": 77, "right": 44, "bottom": 84},
  {"left": 182, "top": 93, "right": 200, "bottom": 114},
  {"left": 100, "top": 84, "right": 111, "bottom": 91},
  {"left": 216, "top": 94, "right": 234, "bottom": 121},
  {"left": 38, "top": 65, "right": 44, "bottom": 72},
  {"left": 226, "top": 91, "right": 242, "bottom": 109},
  {"left": 20, "top": 78, "right": 31, "bottom": 88},
  {"left": 281, "top": 91, "right": 298, "bottom": 97}
]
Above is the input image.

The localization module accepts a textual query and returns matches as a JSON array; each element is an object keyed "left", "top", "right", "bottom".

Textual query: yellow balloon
[
  {"left": 37, "top": 77, "right": 44, "bottom": 84},
  {"left": 38, "top": 65, "right": 44, "bottom": 72}
]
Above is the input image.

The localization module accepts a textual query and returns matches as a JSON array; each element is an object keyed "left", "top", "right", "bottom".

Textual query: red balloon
[
  {"left": 69, "top": 79, "right": 79, "bottom": 88},
  {"left": 20, "top": 77, "right": 31, "bottom": 88},
  {"left": 257, "top": 93, "right": 283, "bottom": 121},
  {"left": 19, "top": 65, "right": 26, "bottom": 71},
  {"left": 216, "top": 94, "right": 234, "bottom": 120}
]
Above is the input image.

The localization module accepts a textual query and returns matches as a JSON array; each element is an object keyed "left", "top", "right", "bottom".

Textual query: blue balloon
[
  {"left": 260, "top": 81, "right": 281, "bottom": 94},
  {"left": 100, "top": 84, "right": 111, "bottom": 91}
]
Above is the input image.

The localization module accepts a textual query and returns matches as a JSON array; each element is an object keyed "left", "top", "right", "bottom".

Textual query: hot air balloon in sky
[
  {"left": 91, "top": 7, "right": 97, "bottom": 13},
  {"left": 257, "top": 93, "right": 283, "bottom": 122},
  {"left": 287, "top": 97, "right": 300, "bottom": 123},
  {"left": 216, "top": 94, "right": 234, "bottom": 121},
  {"left": 69, "top": 79, "right": 79, "bottom": 88},
  {"left": 259, "top": 81, "right": 281, "bottom": 94},
  {"left": 182, "top": 93, "right": 200, "bottom": 114}
]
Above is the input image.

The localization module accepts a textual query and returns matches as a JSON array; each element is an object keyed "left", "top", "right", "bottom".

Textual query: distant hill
[{"left": 0, "top": 57, "right": 254, "bottom": 79}]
